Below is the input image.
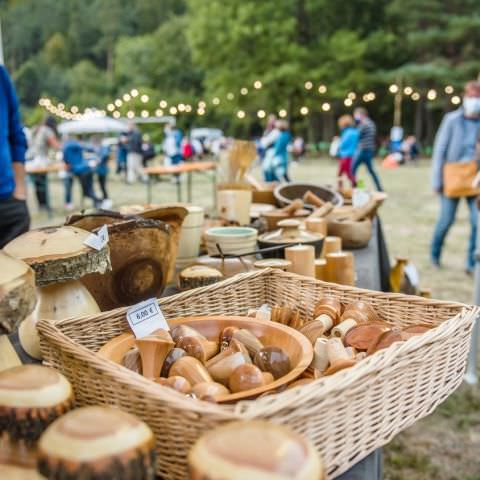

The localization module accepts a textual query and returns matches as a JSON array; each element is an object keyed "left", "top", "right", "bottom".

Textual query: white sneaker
[{"left": 101, "top": 199, "right": 113, "bottom": 210}]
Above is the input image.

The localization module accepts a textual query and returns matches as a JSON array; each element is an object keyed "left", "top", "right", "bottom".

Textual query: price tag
[
  {"left": 126, "top": 298, "right": 169, "bottom": 338},
  {"left": 84, "top": 224, "right": 109, "bottom": 251}
]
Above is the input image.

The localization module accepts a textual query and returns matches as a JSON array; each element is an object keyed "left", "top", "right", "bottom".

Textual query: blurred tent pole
[
  {"left": 0, "top": 19, "right": 4, "bottom": 65},
  {"left": 466, "top": 212, "right": 480, "bottom": 385}
]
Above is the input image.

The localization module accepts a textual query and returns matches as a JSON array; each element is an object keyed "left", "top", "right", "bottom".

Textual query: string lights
[{"left": 37, "top": 78, "right": 462, "bottom": 123}]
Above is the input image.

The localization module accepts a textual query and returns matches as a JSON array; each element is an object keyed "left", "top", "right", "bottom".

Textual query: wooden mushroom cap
[
  {"left": 37, "top": 406, "right": 156, "bottom": 479},
  {"left": 4, "top": 226, "right": 110, "bottom": 286},
  {"left": 344, "top": 324, "right": 391, "bottom": 351},
  {"left": 188, "top": 420, "right": 324, "bottom": 480},
  {"left": 0, "top": 251, "right": 36, "bottom": 334}
]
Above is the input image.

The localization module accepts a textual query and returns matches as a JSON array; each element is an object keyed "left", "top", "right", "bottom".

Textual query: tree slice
[
  {"left": 4, "top": 227, "right": 110, "bottom": 286},
  {"left": 37, "top": 406, "right": 156, "bottom": 480},
  {"left": 188, "top": 420, "right": 324, "bottom": 480},
  {"left": 0, "top": 252, "right": 36, "bottom": 333}
]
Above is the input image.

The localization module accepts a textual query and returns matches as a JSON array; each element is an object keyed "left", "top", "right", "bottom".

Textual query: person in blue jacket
[
  {"left": 62, "top": 136, "right": 100, "bottom": 208},
  {"left": 337, "top": 114, "right": 359, "bottom": 187},
  {"left": 0, "top": 66, "right": 29, "bottom": 248},
  {"left": 264, "top": 120, "right": 292, "bottom": 182}
]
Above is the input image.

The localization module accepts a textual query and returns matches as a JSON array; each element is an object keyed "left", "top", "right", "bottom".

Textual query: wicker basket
[{"left": 37, "top": 269, "right": 478, "bottom": 479}]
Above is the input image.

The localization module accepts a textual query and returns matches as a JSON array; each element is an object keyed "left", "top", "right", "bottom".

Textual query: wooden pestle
[
  {"left": 281, "top": 199, "right": 304, "bottom": 215},
  {"left": 324, "top": 338, "right": 356, "bottom": 375},
  {"left": 135, "top": 330, "right": 174, "bottom": 379},
  {"left": 342, "top": 197, "right": 380, "bottom": 222},
  {"left": 308, "top": 202, "right": 334, "bottom": 219},
  {"left": 303, "top": 190, "right": 325, "bottom": 208}
]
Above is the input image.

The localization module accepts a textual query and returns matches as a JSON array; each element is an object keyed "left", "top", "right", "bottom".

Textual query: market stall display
[
  {"left": 36, "top": 269, "right": 478, "bottom": 479},
  {"left": 4, "top": 226, "right": 110, "bottom": 359}
]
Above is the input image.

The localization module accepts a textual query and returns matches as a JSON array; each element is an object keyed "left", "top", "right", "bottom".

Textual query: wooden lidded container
[{"left": 189, "top": 420, "right": 325, "bottom": 479}]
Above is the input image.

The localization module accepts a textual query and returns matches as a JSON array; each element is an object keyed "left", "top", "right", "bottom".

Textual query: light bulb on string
[
  {"left": 107, "top": 104, "right": 115, "bottom": 112},
  {"left": 185, "top": 105, "right": 192, "bottom": 113},
  {"left": 113, "top": 111, "right": 120, "bottom": 118},
  {"left": 131, "top": 89, "right": 139, "bottom": 97},
  {"left": 404, "top": 87, "right": 413, "bottom": 96},
  {"left": 344, "top": 98, "right": 353, "bottom": 106},
  {"left": 159, "top": 100, "right": 168, "bottom": 108},
  {"left": 212, "top": 97, "right": 220, "bottom": 105},
  {"left": 197, "top": 108, "right": 205, "bottom": 116},
  {"left": 257, "top": 109, "right": 266, "bottom": 118},
  {"left": 253, "top": 80, "right": 262, "bottom": 89},
  {"left": 240, "top": 88, "right": 248, "bottom": 95},
  {"left": 427, "top": 89, "right": 437, "bottom": 101},
  {"left": 141, "top": 110, "right": 149, "bottom": 118},
  {"left": 71, "top": 106, "right": 79, "bottom": 113},
  {"left": 347, "top": 92, "right": 356, "bottom": 100},
  {"left": 140, "top": 94, "right": 149, "bottom": 103},
  {"left": 445, "top": 85, "right": 454, "bottom": 94},
  {"left": 321, "top": 102, "right": 331, "bottom": 112},
  {"left": 304, "top": 81, "right": 313, "bottom": 90},
  {"left": 123, "top": 93, "right": 131, "bottom": 101},
  {"left": 198, "top": 101, "right": 206, "bottom": 109},
  {"left": 127, "top": 111, "right": 135, "bottom": 119},
  {"left": 278, "top": 109, "right": 287, "bottom": 118},
  {"left": 178, "top": 103, "right": 186, "bottom": 112},
  {"left": 318, "top": 85, "right": 327, "bottom": 94},
  {"left": 169, "top": 106, "right": 178, "bottom": 115},
  {"left": 389, "top": 84, "right": 399, "bottom": 94},
  {"left": 451, "top": 95, "right": 461, "bottom": 105},
  {"left": 411, "top": 92, "right": 420, "bottom": 101},
  {"left": 300, "top": 106, "right": 309, "bottom": 115},
  {"left": 155, "top": 109, "right": 164, "bottom": 116},
  {"left": 58, "top": 103, "right": 65, "bottom": 110},
  {"left": 227, "top": 93, "right": 234, "bottom": 100},
  {"left": 237, "top": 110, "right": 246, "bottom": 119},
  {"left": 115, "top": 99, "right": 123, "bottom": 107}
]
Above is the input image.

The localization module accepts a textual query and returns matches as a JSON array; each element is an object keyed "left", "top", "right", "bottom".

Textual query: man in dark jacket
[
  {"left": 126, "top": 123, "right": 147, "bottom": 183},
  {"left": 0, "top": 66, "right": 29, "bottom": 248}
]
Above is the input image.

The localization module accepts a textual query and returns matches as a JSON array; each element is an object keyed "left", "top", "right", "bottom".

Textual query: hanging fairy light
[
  {"left": 451, "top": 95, "right": 461, "bottom": 105},
  {"left": 141, "top": 110, "right": 149, "bottom": 118},
  {"left": 178, "top": 103, "right": 186, "bottom": 112},
  {"left": 58, "top": 103, "right": 65, "bottom": 110},
  {"left": 131, "top": 89, "right": 139, "bottom": 97},
  {"left": 411, "top": 92, "right": 420, "bottom": 101},
  {"left": 155, "top": 109, "right": 164, "bottom": 116},
  {"left": 197, "top": 108, "right": 205, "bottom": 116},
  {"left": 159, "top": 100, "right": 168, "bottom": 108},
  {"left": 344, "top": 98, "right": 353, "bottom": 106},
  {"left": 257, "top": 109, "right": 266, "bottom": 119},
  {"left": 321, "top": 102, "right": 331, "bottom": 112},
  {"left": 278, "top": 109, "right": 287, "bottom": 118},
  {"left": 169, "top": 106, "right": 178, "bottom": 115},
  {"left": 227, "top": 92, "right": 234, "bottom": 100},
  {"left": 107, "top": 104, "right": 115, "bottom": 112},
  {"left": 140, "top": 94, "right": 149, "bottom": 103},
  {"left": 113, "top": 111, "right": 120, "bottom": 118},
  {"left": 300, "top": 106, "right": 309, "bottom": 115},
  {"left": 318, "top": 85, "right": 327, "bottom": 94},
  {"left": 127, "top": 111, "right": 135, "bottom": 119},
  {"left": 71, "top": 106, "right": 79, "bottom": 113},
  {"left": 198, "top": 101, "right": 206, "bottom": 109},
  {"left": 212, "top": 97, "right": 220, "bottom": 105},
  {"left": 240, "top": 88, "right": 248, "bottom": 95},
  {"left": 389, "top": 84, "right": 399, "bottom": 94},
  {"left": 445, "top": 85, "right": 454, "bottom": 94},
  {"left": 347, "top": 92, "right": 356, "bottom": 100},
  {"left": 123, "top": 93, "right": 131, "bottom": 102},
  {"left": 185, "top": 105, "right": 192, "bottom": 113},
  {"left": 237, "top": 110, "right": 246, "bottom": 119},
  {"left": 304, "top": 81, "right": 313, "bottom": 90},
  {"left": 403, "top": 87, "right": 413, "bottom": 96},
  {"left": 427, "top": 89, "right": 437, "bottom": 100},
  {"left": 253, "top": 80, "right": 262, "bottom": 89},
  {"left": 115, "top": 99, "right": 123, "bottom": 107}
]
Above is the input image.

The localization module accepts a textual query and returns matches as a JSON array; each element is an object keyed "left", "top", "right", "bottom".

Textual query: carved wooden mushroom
[
  {"left": 0, "top": 365, "right": 74, "bottom": 468},
  {"left": 4, "top": 226, "right": 110, "bottom": 360},
  {"left": 188, "top": 420, "right": 325, "bottom": 480},
  {"left": 37, "top": 406, "right": 156, "bottom": 480},
  {"left": 0, "top": 251, "right": 36, "bottom": 334}
]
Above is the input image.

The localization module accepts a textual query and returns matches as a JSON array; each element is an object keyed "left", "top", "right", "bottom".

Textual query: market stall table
[
  {"left": 26, "top": 162, "right": 66, "bottom": 216},
  {"left": 144, "top": 161, "right": 217, "bottom": 204}
]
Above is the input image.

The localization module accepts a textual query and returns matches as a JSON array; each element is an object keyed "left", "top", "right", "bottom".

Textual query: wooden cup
[
  {"left": 320, "top": 236, "right": 342, "bottom": 258},
  {"left": 305, "top": 218, "right": 327, "bottom": 237},
  {"left": 285, "top": 245, "right": 315, "bottom": 278},
  {"left": 325, "top": 252, "right": 355, "bottom": 286}
]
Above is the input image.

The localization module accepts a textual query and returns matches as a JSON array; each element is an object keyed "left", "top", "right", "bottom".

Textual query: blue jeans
[
  {"left": 352, "top": 149, "right": 383, "bottom": 191},
  {"left": 431, "top": 195, "right": 477, "bottom": 270}
]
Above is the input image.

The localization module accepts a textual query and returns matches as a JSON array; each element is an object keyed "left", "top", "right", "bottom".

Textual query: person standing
[
  {"left": 27, "top": 115, "right": 61, "bottom": 210},
  {"left": 263, "top": 120, "right": 291, "bottom": 182},
  {"left": 352, "top": 107, "right": 383, "bottom": 191},
  {"left": 430, "top": 81, "right": 480, "bottom": 274},
  {"left": 126, "top": 123, "right": 146, "bottom": 183},
  {"left": 163, "top": 124, "right": 183, "bottom": 166},
  {"left": 0, "top": 65, "right": 29, "bottom": 248},
  {"left": 337, "top": 114, "right": 359, "bottom": 187}
]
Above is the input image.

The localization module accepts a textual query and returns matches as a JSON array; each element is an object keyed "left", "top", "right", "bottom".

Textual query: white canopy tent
[{"left": 58, "top": 116, "right": 128, "bottom": 135}]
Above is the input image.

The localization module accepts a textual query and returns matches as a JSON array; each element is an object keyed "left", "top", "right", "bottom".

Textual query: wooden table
[
  {"left": 26, "top": 163, "right": 66, "bottom": 216},
  {"left": 144, "top": 161, "right": 217, "bottom": 204}
]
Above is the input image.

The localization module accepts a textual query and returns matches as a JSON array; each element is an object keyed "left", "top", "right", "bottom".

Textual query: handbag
[{"left": 443, "top": 160, "right": 480, "bottom": 198}]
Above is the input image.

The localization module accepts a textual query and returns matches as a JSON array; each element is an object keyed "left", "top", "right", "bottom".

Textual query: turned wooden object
[
  {"left": 188, "top": 420, "right": 325, "bottom": 480},
  {"left": 305, "top": 217, "right": 327, "bottom": 237},
  {"left": 314, "top": 259, "right": 327, "bottom": 281},
  {"left": 281, "top": 198, "right": 304, "bottom": 215},
  {"left": 254, "top": 346, "right": 291, "bottom": 379},
  {"left": 37, "top": 406, "right": 156, "bottom": 480},
  {"left": 311, "top": 338, "right": 329, "bottom": 373},
  {"left": 176, "top": 336, "right": 219, "bottom": 364},
  {"left": 0, "top": 365, "right": 74, "bottom": 469},
  {"left": 325, "top": 252, "right": 355, "bottom": 286},
  {"left": 341, "top": 301, "right": 380, "bottom": 324},
  {"left": 135, "top": 330, "right": 174, "bottom": 379},
  {"left": 169, "top": 356, "right": 213, "bottom": 386},
  {"left": 192, "top": 382, "right": 230, "bottom": 401},
  {"left": 345, "top": 324, "right": 391, "bottom": 351},
  {"left": 313, "top": 297, "right": 342, "bottom": 330},
  {"left": 320, "top": 236, "right": 341, "bottom": 258},
  {"left": 303, "top": 190, "right": 324, "bottom": 207},
  {"left": 207, "top": 351, "right": 249, "bottom": 385},
  {"left": 254, "top": 258, "right": 292, "bottom": 271},
  {"left": 367, "top": 328, "right": 404, "bottom": 354},
  {"left": 324, "top": 338, "right": 356, "bottom": 375},
  {"left": 285, "top": 245, "right": 315, "bottom": 278},
  {"left": 229, "top": 364, "right": 265, "bottom": 393},
  {"left": 4, "top": 226, "right": 109, "bottom": 360},
  {"left": 349, "top": 197, "right": 380, "bottom": 222},
  {"left": 308, "top": 202, "right": 334, "bottom": 219},
  {"left": 0, "top": 251, "right": 36, "bottom": 334}
]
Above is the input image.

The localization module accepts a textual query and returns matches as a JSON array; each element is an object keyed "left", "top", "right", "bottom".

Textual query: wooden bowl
[
  {"left": 327, "top": 218, "right": 372, "bottom": 249},
  {"left": 98, "top": 316, "right": 313, "bottom": 403}
]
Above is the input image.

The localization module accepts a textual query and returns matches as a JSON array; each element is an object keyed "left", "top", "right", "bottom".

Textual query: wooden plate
[{"left": 98, "top": 316, "right": 313, "bottom": 403}]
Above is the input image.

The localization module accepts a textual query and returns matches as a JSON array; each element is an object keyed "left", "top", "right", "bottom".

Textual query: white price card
[
  {"left": 84, "top": 224, "right": 109, "bottom": 251},
  {"left": 126, "top": 298, "right": 169, "bottom": 338}
]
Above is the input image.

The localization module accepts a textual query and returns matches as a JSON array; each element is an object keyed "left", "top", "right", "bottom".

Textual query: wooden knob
[
  {"left": 325, "top": 252, "right": 355, "bottom": 285},
  {"left": 285, "top": 245, "right": 315, "bottom": 278},
  {"left": 188, "top": 421, "right": 325, "bottom": 479},
  {"left": 37, "top": 406, "right": 156, "bottom": 480},
  {"left": 320, "top": 236, "right": 341, "bottom": 258}
]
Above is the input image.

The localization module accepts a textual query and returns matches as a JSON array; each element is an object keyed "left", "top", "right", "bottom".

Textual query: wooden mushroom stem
[{"left": 135, "top": 332, "right": 174, "bottom": 379}]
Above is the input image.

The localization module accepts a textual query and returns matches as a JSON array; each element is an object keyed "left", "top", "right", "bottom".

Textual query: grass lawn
[{"left": 28, "top": 155, "right": 480, "bottom": 479}]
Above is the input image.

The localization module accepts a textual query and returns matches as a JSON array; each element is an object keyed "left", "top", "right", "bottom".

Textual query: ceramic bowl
[{"left": 204, "top": 227, "right": 258, "bottom": 256}]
